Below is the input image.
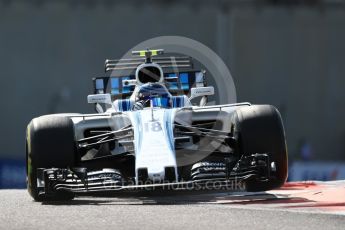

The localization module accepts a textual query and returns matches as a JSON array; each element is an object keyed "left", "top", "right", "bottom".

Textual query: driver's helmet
[{"left": 134, "top": 83, "right": 172, "bottom": 108}]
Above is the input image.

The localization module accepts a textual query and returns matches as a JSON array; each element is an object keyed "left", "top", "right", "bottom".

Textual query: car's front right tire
[{"left": 26, "top": 115, "right": 76, "bottom": 201}]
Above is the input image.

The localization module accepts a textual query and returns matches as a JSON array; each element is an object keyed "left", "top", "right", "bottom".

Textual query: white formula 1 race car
[{"left": 26, "top": 49, "right": 288, "bottom": 201}]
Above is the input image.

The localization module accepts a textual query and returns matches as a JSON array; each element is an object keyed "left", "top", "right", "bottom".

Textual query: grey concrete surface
[{"left": 0, "top": 189, "right": 344, "bottom": 230}]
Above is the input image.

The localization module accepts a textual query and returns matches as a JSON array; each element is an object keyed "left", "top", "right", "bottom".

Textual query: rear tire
[
  {"left": 26, "top": 115, "right": 76, "bottom": 201},
  {"left": 234, "top": 105, "right": 288, "bottom": 191}
]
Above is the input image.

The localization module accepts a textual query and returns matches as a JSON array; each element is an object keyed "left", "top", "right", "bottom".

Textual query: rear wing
[
  {"left": 105, "top": 56, "right": 193, "bottom": 73},
  {"left": 93, "top": 70, "right": 206, "bottom": 100}
]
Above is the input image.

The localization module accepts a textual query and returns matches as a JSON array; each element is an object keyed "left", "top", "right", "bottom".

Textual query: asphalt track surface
[{"left": 1, "top": 185, "right": 345, "bottom": 230}]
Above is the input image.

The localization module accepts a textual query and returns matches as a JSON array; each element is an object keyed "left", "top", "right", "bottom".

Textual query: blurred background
[{"left": 0, "top": 0, "right": 344, "bottom": 188}]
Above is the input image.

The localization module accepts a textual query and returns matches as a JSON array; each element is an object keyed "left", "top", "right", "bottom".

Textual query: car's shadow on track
[{"left": 41, "top": 190, "right": 297, "bottom": 206}]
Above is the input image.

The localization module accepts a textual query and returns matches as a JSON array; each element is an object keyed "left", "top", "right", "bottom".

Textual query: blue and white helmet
[{"left": 135, "top": 83, "right": 172, "bottom": 108}]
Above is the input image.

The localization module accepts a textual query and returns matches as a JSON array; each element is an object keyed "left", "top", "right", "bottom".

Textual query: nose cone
[
  {"left": 149, "top": 170, "right": 165, "bottom": 183},
  {"left": 130, "top": 109, "right": 178, "bottom": 184}
]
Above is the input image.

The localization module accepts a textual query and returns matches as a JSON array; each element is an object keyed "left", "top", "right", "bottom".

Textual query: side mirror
[
  {"left": 87, "top": 94, "right": 114, "bottom": 113},
  {"left": 190, "top": 86, "right": 214, "bottom": 100},
  {"left": 87, "top": 94, "right": 112, "bottom": 105}
]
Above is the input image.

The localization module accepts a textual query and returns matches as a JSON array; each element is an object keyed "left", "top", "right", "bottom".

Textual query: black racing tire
[
  {"left": 234, "top": 105, "right": 288, "bottom": 191},
  {"left": 26, "top": 115, "right": 76, "bottom": 201}
]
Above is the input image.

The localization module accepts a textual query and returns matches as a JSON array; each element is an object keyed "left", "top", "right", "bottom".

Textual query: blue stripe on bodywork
[
  {"left": 164, "top": 109, "right": 175, "bottom": 152},
  {"left": 118, "top": 99, "right": 132, "bottom": 111},
  {"left": 172, "top": 96, "right": 185, "bottom": 108}
]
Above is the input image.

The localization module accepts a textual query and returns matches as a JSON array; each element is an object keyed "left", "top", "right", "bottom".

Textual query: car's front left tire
[{"left": 233, "top": 105, "right": 288, "bottom": 191}]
